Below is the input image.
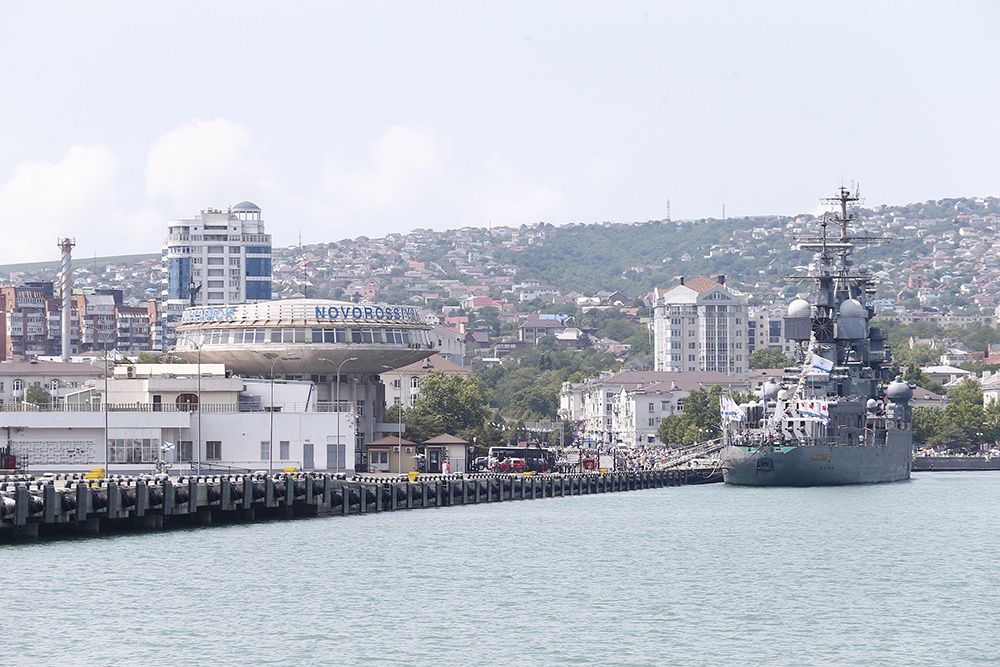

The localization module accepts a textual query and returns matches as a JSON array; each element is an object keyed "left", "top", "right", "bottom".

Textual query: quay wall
[{"left": 0, "top": 469, "right": 693, "bottom": 542}]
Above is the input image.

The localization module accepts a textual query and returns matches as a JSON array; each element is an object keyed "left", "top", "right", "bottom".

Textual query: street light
[
  {"left": 320, "top": 356, "right": 357, "bottom": 472},
  {"left": 89, "top": 325, "right": 115, "bottom": 477},
  {"left": 173, "top": 335, "right": 202, "bottom": 474},
  {"left": 382, "top": 364, "right": 403, "bottom": 473},
  {"left": 264, "top": 352, "right": 300, "bottom": 475}
]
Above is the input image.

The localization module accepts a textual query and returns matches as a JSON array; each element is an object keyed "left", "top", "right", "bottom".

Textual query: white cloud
[
  {"left": 145, "top": 118, "right": 274, "bottom": 212},
  {"left": 0, "top": 145, "right": 130, "bottom": 263},
  {"left": 460, "top": 158, "right": 563, "bottom": 227},
  {"left": 323, "top": 125, "right": 445, "bottom": 214}
]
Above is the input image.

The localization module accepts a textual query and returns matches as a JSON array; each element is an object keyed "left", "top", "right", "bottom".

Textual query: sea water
[{"left": 2, "top": 472, "right": 998, "bottom": 666}]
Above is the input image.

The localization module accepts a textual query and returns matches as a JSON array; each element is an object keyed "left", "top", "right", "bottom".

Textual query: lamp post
[
  {"left": 265, "top": 352, "right": 299, "bottom": 475},
  {"left": 89, "top": 324, "right": 115, "bottom": 476},
  {"left": 173, "top": 335, "right": 202, "bottom": 473},
  {"left": 320, "top": 356, "right": 357, "bottom": 472}
]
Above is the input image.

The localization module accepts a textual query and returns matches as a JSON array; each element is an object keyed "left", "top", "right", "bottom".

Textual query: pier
[{"left": 0, "top": 469, "right": 693, "bottom": 542}]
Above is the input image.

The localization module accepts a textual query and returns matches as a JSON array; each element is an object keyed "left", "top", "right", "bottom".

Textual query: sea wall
[{"left": 0, "top": 469, "right": 692, "bottom": 542}]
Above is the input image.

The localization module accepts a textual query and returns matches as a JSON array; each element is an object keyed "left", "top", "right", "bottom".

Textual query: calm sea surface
[{"left": 3, "top": 472, "right": 999, "bottom": 666}]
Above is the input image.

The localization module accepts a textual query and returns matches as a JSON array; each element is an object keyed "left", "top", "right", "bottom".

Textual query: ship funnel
[{"left": 58, "top": 238, "right": 75, "bottom": 362}]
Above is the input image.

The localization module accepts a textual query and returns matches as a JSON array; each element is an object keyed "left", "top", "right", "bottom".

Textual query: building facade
[
  {"left": 0, "top": 362, "right": 355, "bottom": 474},
  {"left": 162, "top": 201, "right": 272, "bottom": 347},
  {"left": 559, "top": 370, "right": 749, "bottom": 446},
  {"left": 647, "top": 275, "right": 749, "bottom": 379}
]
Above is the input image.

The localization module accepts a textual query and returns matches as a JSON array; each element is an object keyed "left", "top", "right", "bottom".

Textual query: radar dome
[
  {"left": 839, "top": 298, "right": 865, "bottom": 318},
  {"left": 787, "top": 299, "right": 812, "bottom": 318},
  {"left": 885, "top": 376, "right": 913, "bottom": 403}
]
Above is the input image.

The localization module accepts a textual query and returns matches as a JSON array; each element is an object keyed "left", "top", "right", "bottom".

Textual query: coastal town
[{"left": 0, "top": 192, "right": 998, "bottom": 480}]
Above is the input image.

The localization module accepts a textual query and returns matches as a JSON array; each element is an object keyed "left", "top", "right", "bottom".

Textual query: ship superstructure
[{"left": 722, "top": 186, "right": 913, "bottom": 486}]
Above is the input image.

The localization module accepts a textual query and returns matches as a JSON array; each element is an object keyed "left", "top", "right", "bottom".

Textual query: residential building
[
  {"left": 560, "top": 370, "right": 748, "bottom": 446},
  {"left": 647, "top": 275, "right": 749, "bottom": 378},
  {"left": 161, "top": 201, "right": 272, "bottom": 347}
]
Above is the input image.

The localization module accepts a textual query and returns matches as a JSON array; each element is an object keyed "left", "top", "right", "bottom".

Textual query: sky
[{"left": 2, "top": 1, "right": 1000, "bottom": 264}]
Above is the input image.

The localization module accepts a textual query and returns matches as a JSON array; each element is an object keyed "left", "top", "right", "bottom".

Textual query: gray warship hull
[{"left": 723, "top": 431, "right": 912, "bottom": 486}]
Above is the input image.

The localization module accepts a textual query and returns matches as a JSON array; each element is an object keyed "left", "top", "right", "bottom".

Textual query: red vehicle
[
  {"left": 497, "top": 457, "right": 526, "bottom": 473},
  {"left": 488, "top": 445, "right": 554, "bottom": 473}
]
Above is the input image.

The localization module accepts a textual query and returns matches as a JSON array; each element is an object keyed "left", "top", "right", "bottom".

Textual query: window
[
  {"left": 207, "top": 245, "right": 224, "bottom": 254},
  {"left": 12, "top": 379, "right": 23, "bottom": 392},
  {"left": 279, "top": 441, "right": 290, "bottom": 460},
  {"left": 688, "top": 354, "right": 696, "bottom": 361},
  {"left": 410, "top": 377, "right": 419, "bottom": 389},
  {"left": 260, "top": 441, "right": 271, "bottom": 461},
  {"left": 356, "top": 401, "right": 364, "bottom": 416},
  {"left": 206, "top": 441, "right": 222, "bottom": 460},
  {"left": 230, "top": 246, "right": 241, "bottom": 254},
  {"left": 677, "top": 399, "right": 684, "bottom": 412},
  {"left": 392, "top": 379, "right": 400, "bottom": 389},
  {"left": 648, "top": 402, "right": 655, "bottom": 413},
  {"left": 648, "top": 418, "right": 657, "bottom": 427}
]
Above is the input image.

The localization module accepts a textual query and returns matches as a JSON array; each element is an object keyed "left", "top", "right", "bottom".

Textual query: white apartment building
[
  {"left": 647, "top": 275, "right": 749, "bottom": 379},
  {"left": 559, "top": 370, "right": 749, "bottom": 446},
  {"left": 161, "top": 201, "right": 272, "bottom": 347}
]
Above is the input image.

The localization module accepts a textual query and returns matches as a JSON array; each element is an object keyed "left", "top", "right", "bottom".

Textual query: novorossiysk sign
[{"left": 182, "top": 303, "right": 424, "bottom": 324}]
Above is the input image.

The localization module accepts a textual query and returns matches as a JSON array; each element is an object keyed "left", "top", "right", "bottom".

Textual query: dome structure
[
  {"left": 231, "top": 201, "right": 260, "bottom": 211},
  {"left": 787, "top": 298, "right": 812, "bottom": 318},
  {"left": 839, "top": 298, "right": 865, "bottom": 318},
  {"left": 885, "top": 376, "right": 913, "bottom": 403},
  {"left": 173, "top": 298, "right": 436, "bottom": 376}
]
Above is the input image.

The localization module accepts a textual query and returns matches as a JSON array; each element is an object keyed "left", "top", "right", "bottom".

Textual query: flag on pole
[
  {"left": 810, "top": 353, "right": 834, "bottom": 373},
  {"left": 162, "top": 441, "right": 174, "bottom": 451},
  {"left": 720, "top": 395, "right": 744, "bottom": 424}
]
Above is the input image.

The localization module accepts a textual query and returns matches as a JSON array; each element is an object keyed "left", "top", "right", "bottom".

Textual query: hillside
[{"left": 3, "top": 194, "right": 1000, "bottom": 316}]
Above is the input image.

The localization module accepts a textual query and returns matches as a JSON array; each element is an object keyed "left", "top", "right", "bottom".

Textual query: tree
[
  {"left": 24, "top": 385, "right": 51, "bottom": 407},
  {"left": 942, "top": 377, "right": 985, "bottom": 452},
  {"left": 749, "top": 348, "right": 793, "bottom": 369},
  {"left": 655, "top": 386, "right": 724, "bottom": 446},
  {"left": 405, "top": 371, "right": 491, "bottom": 443}
]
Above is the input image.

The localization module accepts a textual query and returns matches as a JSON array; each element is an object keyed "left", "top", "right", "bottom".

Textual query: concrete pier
[{"left": 0, "top": 469, "right": 691, "bottom": 542}]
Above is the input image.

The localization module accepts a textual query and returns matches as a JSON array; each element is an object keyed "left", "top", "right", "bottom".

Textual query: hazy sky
[{"left": 2, "top": 1, "right": 998, "bottom": 264}]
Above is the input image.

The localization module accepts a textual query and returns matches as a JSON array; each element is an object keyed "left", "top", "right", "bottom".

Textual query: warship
[{"left": 722, "top": 186, "right": 913, "bottom": 486}]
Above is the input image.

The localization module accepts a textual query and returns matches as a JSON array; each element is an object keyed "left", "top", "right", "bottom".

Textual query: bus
[{"left": 485, "top": 443, "right": 556, "bottom": 473}]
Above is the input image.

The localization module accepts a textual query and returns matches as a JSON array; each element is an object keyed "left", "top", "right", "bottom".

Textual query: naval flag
[
  {"left": 162, "top": 441, "right": 175, "bottom": 451},
  {"left": 720, "top": 395, "right": 745, "bottom": 424},
  {"left": 809, "top": 353, "right": 834, "bottom": 373}
]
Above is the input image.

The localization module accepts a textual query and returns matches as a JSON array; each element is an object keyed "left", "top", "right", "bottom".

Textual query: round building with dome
[{"left": 172, "top": 298, "right": 436, "bottom": 375}]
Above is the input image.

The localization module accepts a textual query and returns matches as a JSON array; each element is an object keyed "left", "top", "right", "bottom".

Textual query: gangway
[{"left": 661, "top": 438, "right": 725, "bottom": 469}]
